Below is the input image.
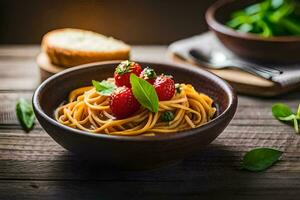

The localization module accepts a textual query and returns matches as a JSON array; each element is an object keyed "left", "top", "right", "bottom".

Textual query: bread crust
[{"left": 42, "top": 28, "right": 131, "bottom": 68}]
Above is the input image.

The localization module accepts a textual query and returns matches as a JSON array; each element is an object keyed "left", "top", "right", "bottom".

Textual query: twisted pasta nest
[{"left": 55, "top": 80, "right": 216, "bottom": 136}]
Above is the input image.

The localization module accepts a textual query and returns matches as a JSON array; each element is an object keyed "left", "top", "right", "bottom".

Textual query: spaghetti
[{"left": 55, "top": 80, "right": 216, "bottom": 136}]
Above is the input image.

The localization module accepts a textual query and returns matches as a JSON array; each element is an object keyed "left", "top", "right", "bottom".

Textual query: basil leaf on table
[
  {"left": 272, "top": 103, "right": 294, "bottom": 119},
  {"left": 130, "top": 74, "right": 159, "bottom": 113},
  {"left": 92, "top": 80, "right": 116, "bottom": 96},
  {"left": 16, "top": 98, "right": 35, "bottom": 132},
  {"left": 272, "top": 103, "right": 300, "bottom": 134},
  {"left": 241, "top": 148, "right": 283, "bottom": 172}
]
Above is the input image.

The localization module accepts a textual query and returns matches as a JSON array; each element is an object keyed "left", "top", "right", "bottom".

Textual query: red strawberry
[
  {"left": 114, "top": 60, "right": 142, "bottom": 87},
  {"left": 110, "top": 86, "right": 140, "bottom": 119},
  {"left": 140, "top": 67, "right": 157, "bottom": 84},
  {"left": 154, "top": 74, "right": 175, "bottom": 101}
]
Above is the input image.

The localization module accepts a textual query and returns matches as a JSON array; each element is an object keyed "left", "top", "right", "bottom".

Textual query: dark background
[{"left": 0, "top": 0, "right": 217, "bottom": 44}]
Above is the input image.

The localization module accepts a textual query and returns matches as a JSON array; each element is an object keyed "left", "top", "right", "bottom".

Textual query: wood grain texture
[{"left": 0, "top": 46, "right": 300, "bottom": 200}]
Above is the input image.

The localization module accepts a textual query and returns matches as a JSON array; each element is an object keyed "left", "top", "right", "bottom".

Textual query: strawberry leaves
[{"left": 115, "top": 60, "right": 133, "bottom": 75}]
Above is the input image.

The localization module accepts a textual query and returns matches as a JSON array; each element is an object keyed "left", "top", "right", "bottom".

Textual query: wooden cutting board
[
  {"left": 37, "top": 52, "right": 68, "bottom": 81},
  {"left": 170, "top": 52, "right": 300, "bottom": 97}
]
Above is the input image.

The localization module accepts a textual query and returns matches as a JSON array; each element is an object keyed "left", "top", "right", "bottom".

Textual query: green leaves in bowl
[
  {"left": 241, "top": 148, "right": 283, "bottom": 172},
  {"left": 16, "top": 98, "right": 35, "bottom": 132},
  {"left": 130, "top": 74, "right": 159, "bottom": 113},
  {"left": 226, "top": 0, "right": 300, "bottom": 37},
  {"left": 272, "top": 103, "right": 300, "bottom": 133}
]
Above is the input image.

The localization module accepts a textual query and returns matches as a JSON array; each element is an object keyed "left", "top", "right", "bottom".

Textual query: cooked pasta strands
[
  {"left": 56, "top": 83, "right": 216, "bottom": 136},
  {"left": 69, "top": 86, "right": 93, "bottom": 102},
  {"left": 142, "top": 133, "right": 156, "bottom": 136},
  {"left": 185, "top": 115, "right": 195, "bottom": 128}
]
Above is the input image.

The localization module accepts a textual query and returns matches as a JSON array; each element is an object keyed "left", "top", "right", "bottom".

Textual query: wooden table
[{"left": 1, "top": 46, "right": 300, "bottom": 200}]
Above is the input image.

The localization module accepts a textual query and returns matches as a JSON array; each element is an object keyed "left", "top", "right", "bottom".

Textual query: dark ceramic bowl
[
  {"left": 33, "top": 60, "right": 237, "bottom": 169},
  {"left": 206, "top": 0, "right": 300, "bottom": 64}
]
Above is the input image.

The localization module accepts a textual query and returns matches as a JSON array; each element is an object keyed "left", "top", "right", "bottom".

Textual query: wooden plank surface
[{"left": 0, "top": 45, "right": 300, "bottom": 200}]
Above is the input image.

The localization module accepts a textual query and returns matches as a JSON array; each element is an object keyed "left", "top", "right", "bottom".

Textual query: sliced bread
[{"left": 42, "top": 28, "right": 131, "bottom": 68}]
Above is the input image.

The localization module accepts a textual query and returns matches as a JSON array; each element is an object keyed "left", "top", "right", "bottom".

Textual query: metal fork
[{"left": 189, "top": 49, "right": 283, "bottom": 80}]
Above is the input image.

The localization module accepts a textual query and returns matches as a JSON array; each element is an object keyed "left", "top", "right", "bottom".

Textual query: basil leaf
[
  {"left": 271, "top": 0, "right": 285, "bottom": 9},
  {"left": 130, "top": 74, "right": 159, "bottom": 113},
  {"left": 241, "top": 148, "right": 283, "bottom": 172},
  {"left": 272, "top": 103, "right": 300, "bottom": 134},
  {"left": 16, "top": 98, "right": 35, "bottom": 132},
  {"left": 92, "top": 80, "right": 116, "bottom": 96},
  {"left": 272, "top": 103, "right": 293, "bottom": 119}
]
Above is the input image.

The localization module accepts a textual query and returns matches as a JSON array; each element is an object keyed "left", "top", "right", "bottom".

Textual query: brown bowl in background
[{"left": 206, "top": 0, "right": 300, "bottom": 64}]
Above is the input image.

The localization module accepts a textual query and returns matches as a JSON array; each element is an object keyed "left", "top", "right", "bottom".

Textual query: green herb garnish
[
  {"left": 226, "top": 0, "right": 300, "bottom": 37},
  {"left": 16, "top": 98, "right": 35, "bottom": 132},
  {"left": 175, "top": 83, "right": 181, "bottom": 94},
  {"left": 92, "top": 80, "right": 116, "bottom": 96},
  {"left": 241, "top": 148, "right": 283, "bottom": 172},
  {"left": 130, "top": 74, "right": 159, "bottom": 113},
  {"left": 160, "top": 111, "right": 174, "bottom": 122},
  {"left": 272, "top": 103, "right": 300, "bottom": 133}
]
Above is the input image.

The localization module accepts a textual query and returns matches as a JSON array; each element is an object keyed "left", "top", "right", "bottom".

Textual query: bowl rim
[
  {"left": 206, "top": 0, "right": 300, "bottom": 42},
  {"left": 33, "top": 60, "right": 237, "bottom": 142}
]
